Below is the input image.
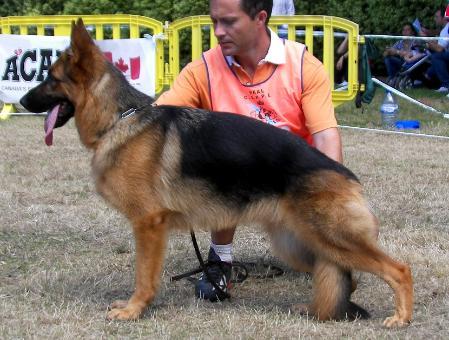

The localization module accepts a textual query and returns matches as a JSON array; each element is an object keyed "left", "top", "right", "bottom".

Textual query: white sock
[{"left": 211, "top": 243, "right": 233, "bottom": 263}]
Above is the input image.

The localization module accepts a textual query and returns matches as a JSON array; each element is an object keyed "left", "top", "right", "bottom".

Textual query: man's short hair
[{"left": 239, "top": 0, "right": 273, "bottom": 24}]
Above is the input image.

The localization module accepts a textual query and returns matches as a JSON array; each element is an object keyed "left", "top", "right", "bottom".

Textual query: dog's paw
[
  {"left": 107, "top": 306, "right": 142, "bottom": 321},
  {"left": 383, "top": 314, "right": 410, "bottom": 328}
]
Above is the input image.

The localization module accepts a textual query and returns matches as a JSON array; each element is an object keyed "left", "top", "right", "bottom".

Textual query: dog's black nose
[
  {"left": 19, "top": 95, "right": 29, "bottom": 110},
  {"left": 19, "top": 91, "right": 44, "bottom": 113}
]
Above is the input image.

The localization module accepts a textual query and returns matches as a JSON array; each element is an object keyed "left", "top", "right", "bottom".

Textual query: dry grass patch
[{"left": 1, "top": 116, "right": 449, "bottom": 339}]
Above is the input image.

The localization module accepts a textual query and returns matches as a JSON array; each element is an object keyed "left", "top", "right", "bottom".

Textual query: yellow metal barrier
[
  {"left": 1, "top": 14, "right": 359, "bottom": 113},
  {"left": 0, "top": 103, "right": 16, "bottom": 120},
  {"left": 165, "top": 15, "right": 217, "bottom": 85},
  {"left": 167, "top": 15, "right": 360, "bottom": 108},
  {"left": 0, "top": 14, "right": 165, "bottom": 113}
]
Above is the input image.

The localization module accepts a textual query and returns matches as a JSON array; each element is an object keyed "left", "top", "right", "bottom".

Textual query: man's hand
[
  {"left": 426, "top": 40, "right": 443, "bottom": 52},
  {"left": 384, "top": 48, "right": 402, "bottom": 57}
]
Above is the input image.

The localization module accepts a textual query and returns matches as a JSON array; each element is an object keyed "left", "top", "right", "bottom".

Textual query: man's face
[
  {"left": 210, "top": 0, "right": 263, "bottom": 56},
  {"left": 434, "top": 10, "right": 445, "bottom": 26},
  {"left": 402, "top": 25, "right": 414, "bottom": 36}
]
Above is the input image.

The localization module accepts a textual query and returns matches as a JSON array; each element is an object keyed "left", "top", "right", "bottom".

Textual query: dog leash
[
  {"left": 171, "top": 231, "right": 284, "bottom": 300},
  {"left": 173, "top": 231, "right": 233, "bottom": 300}
]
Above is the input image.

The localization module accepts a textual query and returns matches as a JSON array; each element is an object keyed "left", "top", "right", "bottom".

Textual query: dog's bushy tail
[{"left": 311, "top": 258, "right": 370, "bottom": 321}]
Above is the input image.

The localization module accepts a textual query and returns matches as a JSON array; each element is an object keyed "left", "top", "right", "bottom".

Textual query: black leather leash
[{"left": 171, "top": 231, "right": 232, "bottom": 300}]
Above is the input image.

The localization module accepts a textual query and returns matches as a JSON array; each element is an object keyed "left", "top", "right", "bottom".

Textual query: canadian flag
[
  {"left": 445, "top": 5, "right": 449, "bottom": 18},
  {"left": 95, "top": 38, "right": 155, "bottom": 96},
  {"left": 103, "top": 51, "right": 141, "bottom": 80}
]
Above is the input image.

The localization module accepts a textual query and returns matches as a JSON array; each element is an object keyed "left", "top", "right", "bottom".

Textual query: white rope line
[
  {"left": 5, "top": 112, "right": 44, "bottom": 116},
  {"left": 340, "top": 125, "right": 449, "bottom": 140},
  {"left": 371, "top": 78, "right": 449, "bottom": 119},
  {"left": 363, "top": 34, "right": 449, "bottom": 41}
]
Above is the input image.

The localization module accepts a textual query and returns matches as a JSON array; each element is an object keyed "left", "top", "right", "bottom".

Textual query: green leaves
[
  {"left": 1, "top": 0, "right": 443, "bottom": 35},
  {"left": 294, "top": 0, "right": 441, "bottom": 34}
]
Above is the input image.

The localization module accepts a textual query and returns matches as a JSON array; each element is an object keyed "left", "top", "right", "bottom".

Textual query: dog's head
[{"left": 20, "top": 18, "right": 107, "bottom": 145}]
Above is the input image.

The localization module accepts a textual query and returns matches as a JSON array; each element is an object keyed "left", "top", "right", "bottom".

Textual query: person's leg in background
[
  {"left": 384, "top": 55, "right": 404, "bottom": 83},
  {"left": 429, "top": 51, "right": 449, "bottom": 93},
  {"left": 335, "top": 56, "right": 348, "bottom": 88}
]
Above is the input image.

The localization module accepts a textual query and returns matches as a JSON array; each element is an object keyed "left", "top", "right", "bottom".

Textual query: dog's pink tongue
[{"left": 44, "top": 105, "right": 59, "bottom": 146}]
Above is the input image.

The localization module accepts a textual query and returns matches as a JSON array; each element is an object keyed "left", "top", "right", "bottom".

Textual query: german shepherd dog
[{"left": 20, "top": 19, "right": 413, "bottom": 327}]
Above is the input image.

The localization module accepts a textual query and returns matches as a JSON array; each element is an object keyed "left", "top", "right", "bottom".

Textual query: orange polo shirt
[{"left": 156, "top": 29, "right": 336, "bottom": 135}]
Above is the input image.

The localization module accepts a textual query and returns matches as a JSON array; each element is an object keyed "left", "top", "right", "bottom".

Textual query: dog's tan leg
[
  {"left": 107, "top": 213, "right": 167, "bottom": 321},
  {"left": 290, "top": 258, "right": 365, "bottom": 321},
  {"left": 312, "top": 222, "right": 413, "bottom": 326},
  {"left": 281, "top": 179, "right": 413, "bottom": 327},
  {"left": 356, "top": 249, "right": 413, "bottom": 328},
  {"left": 317, "top": 214, "right": 413, "bottom": 327},
  {"left": 317, "top": 198, "right": 413, "bottom": 327}
]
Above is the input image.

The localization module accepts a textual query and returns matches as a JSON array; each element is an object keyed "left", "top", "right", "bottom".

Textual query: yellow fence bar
[
  {"left": 166, "top": 15, "right": 214, "bottom": 87},
  {"left": 169, "top": 15, "right": 359, "bottom": 108},
  {"left": 269, "top": 15, "right": 360, "bottom": 107},
  {"left": 305, "top": 24, "right": 314, "bottom": 55},
  {"left": 0, "top": 14, "right": 360, "bottom": 113},
  {"left": 0, "top": 103, "right": 16, "bottom": 118}
]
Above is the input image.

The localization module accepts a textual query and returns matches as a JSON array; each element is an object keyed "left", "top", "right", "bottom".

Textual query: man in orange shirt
[{"left": 156, "top": 0, "right": 342, "bottom": 302}]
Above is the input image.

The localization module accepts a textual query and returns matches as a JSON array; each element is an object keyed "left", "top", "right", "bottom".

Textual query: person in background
[
  {"left": 271, "top": 0, "right": 295, "bottom": 38},
  {"left": 383, "top": 23, "right": 421, "bottom": 84},
  {"left": 156, "top": 0, "right": 341, "bottom": 302},
  {"left": 422, "top": 7, "right": 449, "bottom": 93},
  {"left": 272, "top": 0, "right": 295, "bottom": 16},
  {"left": 335, "top": 36, "right": 348, "bottom": 88}
]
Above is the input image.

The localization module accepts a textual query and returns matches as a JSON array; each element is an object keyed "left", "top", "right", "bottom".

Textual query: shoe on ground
[
  {"left": 195, "top": 248, "right": 232, "bottom": 302},
  {"left": 335, "top": 81, "right": 348, "bottom": 91},
  {"left": 435, "top": 86, "right": 449, "bottom": 93},
  {"left": 336, "top": 80, "right": 348, "bottom": 88},
  {"left": 413, "top": 79, "right": 423, "bottom": 87}
]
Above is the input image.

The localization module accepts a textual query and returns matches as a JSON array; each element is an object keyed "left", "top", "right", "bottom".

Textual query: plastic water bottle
[{"left": 380, "top": 91, "right": 399, "bottom": 128}]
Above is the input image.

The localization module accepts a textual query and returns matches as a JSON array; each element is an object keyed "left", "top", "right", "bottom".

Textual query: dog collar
[
  {"left": 120, "top": 108, "right": 137, "bottom": 119},
  {"left": 119, "top": 101, "right": 155, "bottom": 120}
]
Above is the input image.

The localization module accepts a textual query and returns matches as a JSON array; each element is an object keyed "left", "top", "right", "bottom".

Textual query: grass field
[
  {"left": 1, "top": 91, "right": 449, "bottom": 338},
  {"left": 336, "top": 88, "right": 449, "bottom": 136}
]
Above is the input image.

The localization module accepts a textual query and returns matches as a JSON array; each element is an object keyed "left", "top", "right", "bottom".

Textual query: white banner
[
  {"left": 0, "top": 34, "right": 156, "bottom": 104},
  {"left": 96, "top": 38, "right": 155, "bottom": 97}
]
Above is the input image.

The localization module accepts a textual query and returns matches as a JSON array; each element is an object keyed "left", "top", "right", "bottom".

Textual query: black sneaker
[{"left": 195, "top": 248, "right": 232, "bottom": 302}]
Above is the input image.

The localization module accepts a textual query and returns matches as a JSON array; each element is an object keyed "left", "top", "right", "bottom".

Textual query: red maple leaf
[{"left": 114, "top": 58, "right": 129, "bottom": 73}]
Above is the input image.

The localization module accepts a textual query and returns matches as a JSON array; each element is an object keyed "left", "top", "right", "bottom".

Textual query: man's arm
[
  {"left": 300, "top": 51, "right": 343, "bottom": 163},
  {"left": 155, "top": 59, "right": 210, "bottom": 109},
  {"left": 312, "top": 127, "right": 343, "bottom": 163}
]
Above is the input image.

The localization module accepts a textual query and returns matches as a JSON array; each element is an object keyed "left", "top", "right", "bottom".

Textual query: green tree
[
  {"left": 130, "top": 0, "right": 175, "bottom": 22},
  {"left": 1, "top": 0, "right": 446, "bottom": 35},
  {"left": 63, "top": 0, "right": 134, "bottom": 15},
  {"left": 294, "top": 0, "right": 443, "bottom": 34},
  {"left": 0, "top": 0, "right": 26, "bottom": 16}
]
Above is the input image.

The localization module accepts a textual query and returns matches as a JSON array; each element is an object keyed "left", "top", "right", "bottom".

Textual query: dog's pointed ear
[{"left": 70, "top": 18, "right": 95, "bottom": 63}]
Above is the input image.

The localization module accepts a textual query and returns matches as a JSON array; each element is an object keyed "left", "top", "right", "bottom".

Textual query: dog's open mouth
[{"left": 44, "top": 101, "right": 74, "bottom": 146}]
